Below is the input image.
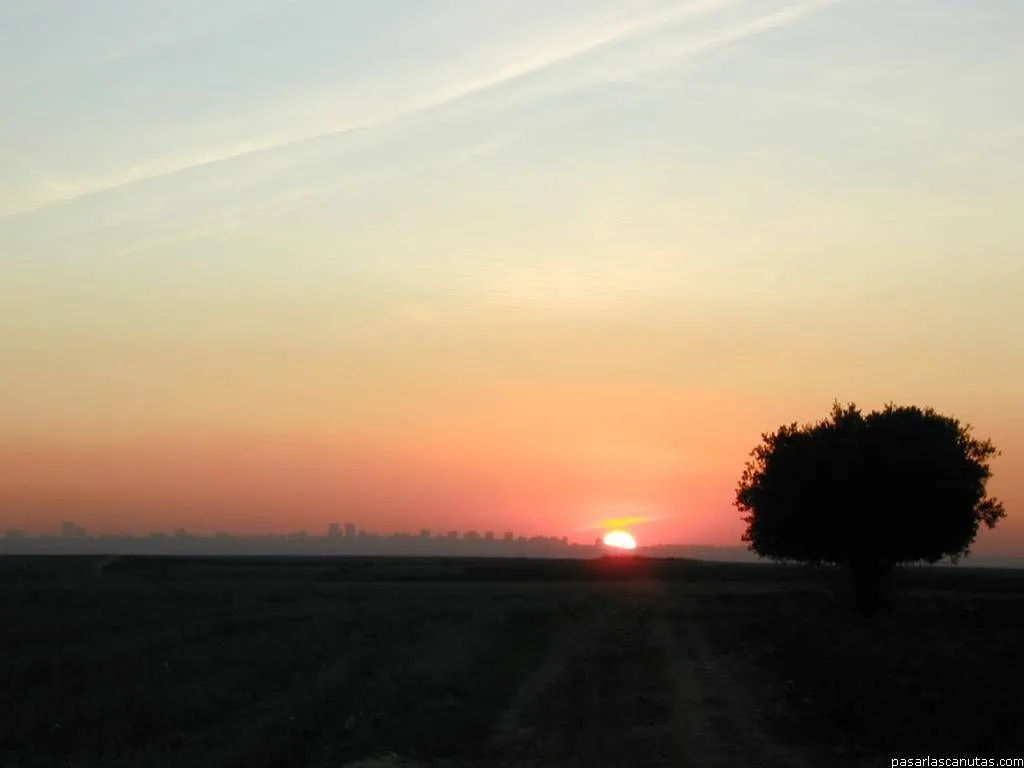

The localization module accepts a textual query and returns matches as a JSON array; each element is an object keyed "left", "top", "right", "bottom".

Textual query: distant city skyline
[
  {"left": 9, "top": 519, "right": 573, "bottom": 544},
  {"left": 4, "top": 520, "right": 1023, "bottom": 570},
  {"left": 0, "top": 518, "right": 648, "bottom": 560}
]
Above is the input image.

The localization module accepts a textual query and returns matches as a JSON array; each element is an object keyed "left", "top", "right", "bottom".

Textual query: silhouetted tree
[{"left": 735, "top": 402, "right": 1006, "bottom": 614}]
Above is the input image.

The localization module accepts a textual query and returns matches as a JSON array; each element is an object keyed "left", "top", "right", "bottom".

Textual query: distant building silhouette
[
  {"left": 328, "top": 523, "right": 341, "bottom": 539},
  {"left": 345, "top": 523, "right": 356, "bottom": 539},
  {"left": 61, "top": 521, "right": 86, "bottom": 539},
  {"left": 0, "top": 524, "right": 811, "bottom": 564},
  {"left": 485, "top": 531, "right": 495, "bottom": 540},
  {"left": 464, "top": 530, "right": 480, "bottom": 540}
]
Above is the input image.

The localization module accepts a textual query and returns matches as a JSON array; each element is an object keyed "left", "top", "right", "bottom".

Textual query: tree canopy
[{"left": 735, "top": 402, "right": 1005, "bottom": 609}]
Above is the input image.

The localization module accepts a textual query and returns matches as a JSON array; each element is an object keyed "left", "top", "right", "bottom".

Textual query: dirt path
[
  {"left": 490, "top": 586, "right": 674, "bottom": 767},
  {"left": 344, "top": 582, "right": 810, "bottom": 768},
  {"left": 476, "top": 584, "right": 809, "bottom": 768},
  {"left": 655, "top": 598, "right": 808, "bottom": 768}
]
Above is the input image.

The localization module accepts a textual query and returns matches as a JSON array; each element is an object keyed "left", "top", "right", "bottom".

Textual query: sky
[{"left": 1, "top": 0, "right": 1022, "bottom": 551}]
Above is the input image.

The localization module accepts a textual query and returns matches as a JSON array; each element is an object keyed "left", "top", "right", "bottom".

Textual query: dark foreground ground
[{"left": 1, "top": 556, "right": 1022, "bottom": 767}]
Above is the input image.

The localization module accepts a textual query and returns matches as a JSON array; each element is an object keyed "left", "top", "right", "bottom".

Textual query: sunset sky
[{"left": 2, "top": 0, "right": 1022, "bottom": 551}]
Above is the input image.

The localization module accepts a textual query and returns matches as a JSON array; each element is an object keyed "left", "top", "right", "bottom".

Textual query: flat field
[{"left": 1, "top": 556, "right": 1021, "bottom": 767}]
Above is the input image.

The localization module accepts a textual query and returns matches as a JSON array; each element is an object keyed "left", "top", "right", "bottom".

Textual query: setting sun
[{"left": 603, "top": 531, "right": 638, "bottom": 550}]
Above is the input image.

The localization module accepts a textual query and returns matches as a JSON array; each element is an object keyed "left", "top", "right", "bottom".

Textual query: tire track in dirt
[
  {"left": 485, "top": 584, "right": 679, "bottom": 767},
  {"left": 655, "top": 597, "right": 809, "bottom": 768},
  {"left": 490, "top": 607, "right": 614, "bottom": 754},
  {"left": 481, "top": 586, "right": 811, "bottom": 768},
  {"left": 359, "top": 583, "right": 813, "bottom": 768}
]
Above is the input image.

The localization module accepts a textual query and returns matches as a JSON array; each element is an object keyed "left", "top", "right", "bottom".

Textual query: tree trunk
[{"left": 849, "top": 560, "right": 891, "bottom": 616}]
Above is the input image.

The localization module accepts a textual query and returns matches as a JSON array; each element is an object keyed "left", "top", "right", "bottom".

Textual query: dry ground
[{"left": 1, "top": 556, "right": 1021, "bottom": 767}]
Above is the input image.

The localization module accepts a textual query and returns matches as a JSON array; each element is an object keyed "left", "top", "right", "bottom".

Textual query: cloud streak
[
  {"left": 2, "top": 0, "right": 836, "bottom": 218},
  {"left": 581, "top": 0, "right": 837, "bottom": 89},
  {"left": 4, "top": 2, "right": 726, "bottom": 217}
]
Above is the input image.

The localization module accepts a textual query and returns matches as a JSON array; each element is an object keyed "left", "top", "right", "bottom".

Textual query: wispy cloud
[
  {"left": 626, "top": 0, "right": 838, "bottom": 79},
  {"left": 0, "top": 136, "right": 354, "bottom": 218},
  {"left": 592, "top": 514, "right": 670, "bottom": 530},
  {"left": 2, "top": 0, "right": 837, "bottom": 219},
  {"left": 2, "top": 1, "right": 732, "bottom": 217},
  {"left": 403, "top": 0, "right": 733, "bottom": 113}
]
